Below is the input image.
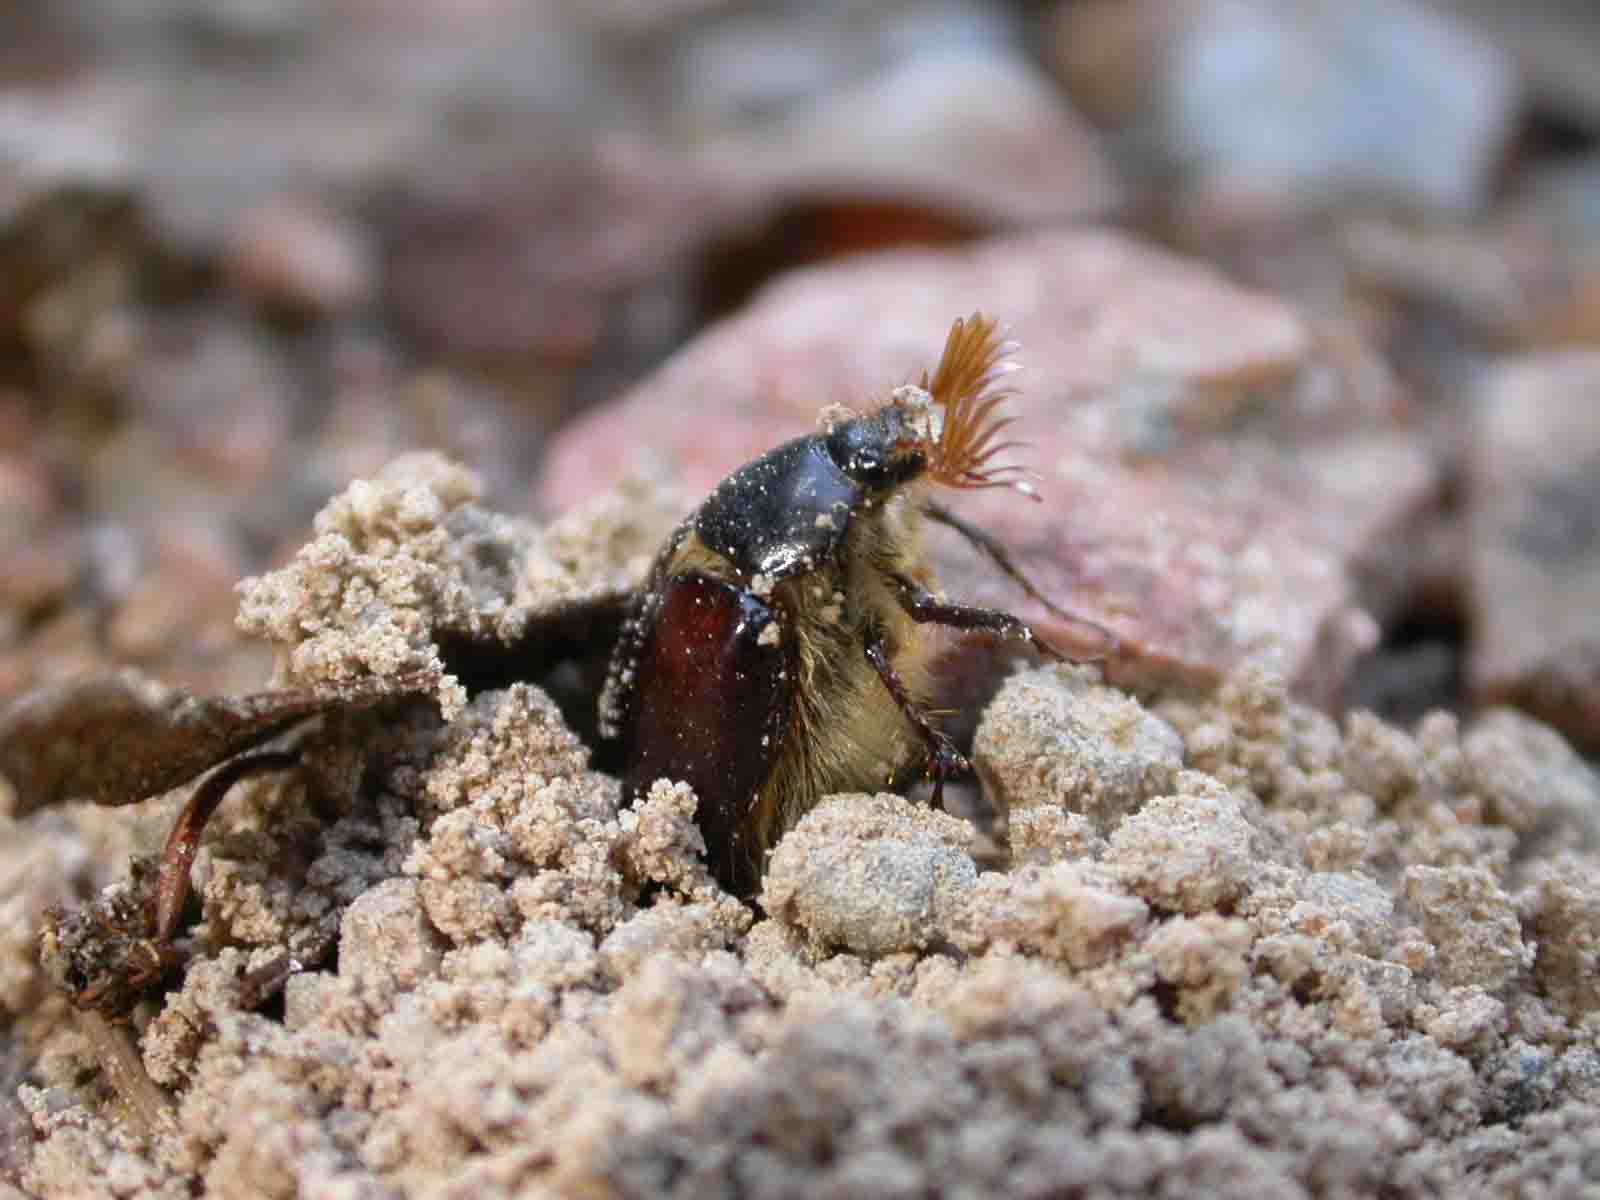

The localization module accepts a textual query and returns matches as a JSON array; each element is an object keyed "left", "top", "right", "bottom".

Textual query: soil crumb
[{"left": 9, "top": 458, "right": 1600, "bottom": 1198}]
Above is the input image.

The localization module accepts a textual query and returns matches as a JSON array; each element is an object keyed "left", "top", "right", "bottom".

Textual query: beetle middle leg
[
  {"left": 863, "top": 627, "right": 971, "bottom": 810},
  {"left": 873, "top": 570, "right": 1066, "bottom": 838}
]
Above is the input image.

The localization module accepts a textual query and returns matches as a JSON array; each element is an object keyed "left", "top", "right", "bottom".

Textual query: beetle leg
[
  {"left": 863, "top": 628, "right": 970, "bottom": 809},
  {"left": 885, "top": 570, "right": 1067, "bottom": 662},
  {"left": 920, "top": 501, "right": 1119, "bottom": 660},
  {"left": 154, "top": 750, "right": 301, "bottom": 944}
]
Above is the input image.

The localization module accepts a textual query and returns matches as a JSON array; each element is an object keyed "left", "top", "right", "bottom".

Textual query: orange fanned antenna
[{"left": 921, "top": 313, "right": 1038, "bottom": 499}]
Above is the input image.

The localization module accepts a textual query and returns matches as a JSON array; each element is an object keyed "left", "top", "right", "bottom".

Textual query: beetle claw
[{"left": 927, "top": 740, "right": 972, "bottom": 812}]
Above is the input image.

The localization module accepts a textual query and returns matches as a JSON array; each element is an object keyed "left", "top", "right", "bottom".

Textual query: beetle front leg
[
  {"left": 863, "top": 627, "right": 970, "bottom": 809},
  {"left": 885, "top": 571, "right": 1066, "bottom": 661}
]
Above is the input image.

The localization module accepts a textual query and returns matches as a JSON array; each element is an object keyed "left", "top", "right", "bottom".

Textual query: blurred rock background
[{"left": 1, "top": 0, "right": 1598, "bottom": 752}]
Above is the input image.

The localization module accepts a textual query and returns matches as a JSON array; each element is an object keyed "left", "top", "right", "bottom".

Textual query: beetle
[{"left": 600, "top": 313, "right": 1105, "bottom": 896}]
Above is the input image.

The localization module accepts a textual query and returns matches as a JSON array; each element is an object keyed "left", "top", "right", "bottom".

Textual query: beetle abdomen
[{"left": 622, "top": 572, "right": 792, "bottom": 894}]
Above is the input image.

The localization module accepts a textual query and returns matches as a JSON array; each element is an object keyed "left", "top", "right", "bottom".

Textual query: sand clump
[{"left": 6, "top": 455, "right": 1600, "bottom": 1197}]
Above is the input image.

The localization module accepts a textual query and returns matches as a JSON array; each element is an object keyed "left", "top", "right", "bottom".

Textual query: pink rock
[
  {"left": 224, "top": 197, "right": 373, "bottom": 317},
  {"left": 1436, "top": 0, "right": 1600, "bottom": 129},
  {"left": 1045, "top": 0, "right": 1178, "bottom": 128},
  {"left": 119, "top": 318, "right": 295, "bottom": 487},
  {"left": 1468, "top": 351, "right": 1600, "bottom": 751},
  {"left": 690, "top": 47, "right": 1121, "bottom": 229},
  {"left": 541, "top": 230, "right": 1435, "bottom": 700},
  {"left": 0, "top": 453, "right": 75, "bottom": 620},
  {"left": 384, "top": 140, "right": 743, "bottom": 365},
  {"left": 1153, "top": 0, "right": 1518, "bottom": 213}
]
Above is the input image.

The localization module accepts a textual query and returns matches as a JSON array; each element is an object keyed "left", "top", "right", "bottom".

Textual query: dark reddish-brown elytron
[
  {"left": 625, "top": 575, "right": 791, "bottom": 888},
  {"left": 602, "top": 314, "right": 1101, "bottom": 897}
]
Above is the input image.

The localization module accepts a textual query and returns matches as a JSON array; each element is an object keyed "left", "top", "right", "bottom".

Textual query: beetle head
[
  {"left": 823, "top": 398, "right": 934, "bottom": 494},
  {"left": 827, "top": 313, "right": 1038, "bottom": 502}
]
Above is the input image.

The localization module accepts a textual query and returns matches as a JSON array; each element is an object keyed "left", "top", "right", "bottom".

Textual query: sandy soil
[{"left": 4, "top": 453, "right": 1597, "bottom": 1199}]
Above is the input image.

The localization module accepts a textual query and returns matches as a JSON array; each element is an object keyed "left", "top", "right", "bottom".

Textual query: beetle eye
[
  {"left": 825, "top": 422, "right": 881, "bottom": 481},
  {"left": 856, "top": 459, "right": 890, "bottom": 485},
  {"left": 850, "top": 452, "right": 894, "bottom": 487}
]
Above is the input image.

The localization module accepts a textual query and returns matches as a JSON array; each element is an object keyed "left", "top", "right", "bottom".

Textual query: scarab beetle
[{"left": 600, "top": 314, "right": 1094, "bottom": 896}]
